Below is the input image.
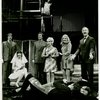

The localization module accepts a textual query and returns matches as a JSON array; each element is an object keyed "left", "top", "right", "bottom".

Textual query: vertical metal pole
[
  {"left": 51, "top": 15, "right": 53, "bottom": 32},
  {"left": 39, "top": 0, "right": 41, "bottom": 10},
  {"left": 29, "top": 40, "right": 31, "bottom": 72},
  {"left": 39, "top": 0, "right": 42, "bottom": 32},
  {"left": 60, "top": 16, "right": 62, "bottom": 32},
  {"left": 0, "top": 19, "right": 3, "bottom": 97},
  {"left": 20, "top": 0, "right": 23, "bottom": 18},
  {"left": 21, "top": 41, "right": 23, "bottom": 52},
  {"left": 19, "top": 0, "right": 23, "bottom": 38}
]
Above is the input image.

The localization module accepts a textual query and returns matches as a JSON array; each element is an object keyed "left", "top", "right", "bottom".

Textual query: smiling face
[
  {"left": 46, "top": 37, "right": 54, "bottom": 46},
  {"left": 62, "top": 34, "right": 69, "bottom": 43},
  {"left": 38, "top": 33, "right": 43, "bottom": 40},
  {"left": 82, "top": 27, "right": 89, "bottom": 38},
  {"left": 7, "top": 33, "right": 12, "bottom": 41}
]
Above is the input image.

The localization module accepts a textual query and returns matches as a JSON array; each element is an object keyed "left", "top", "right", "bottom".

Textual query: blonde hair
[
  {"left": 60, "top": 34, "right": 71, "bottom": 45},
  {"left": 47, "top": 37, "right": 54, "bottom": 44}
]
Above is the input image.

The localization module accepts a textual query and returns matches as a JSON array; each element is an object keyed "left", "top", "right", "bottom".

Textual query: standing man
[
  {"left": 72, "top": 27, "right": 96, "bottom": 85},
  {"left": 32, "top": 32, "right": 46, "bottom": 84},
  {"left": 2, "top": 33, "right": 18, "bottom": 86}
]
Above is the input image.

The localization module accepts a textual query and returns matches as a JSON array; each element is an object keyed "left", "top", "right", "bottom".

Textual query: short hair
[
  {"left": 38, "top": 32, "right": 44, "bottom": 35},
  {"left": 82, "top": 27, "right": 89, "bottom": 31},
  {"left": 7, "top": 33, "right": 12, "bottom": 36},
  {"left": 47, "top": 37, "right": 54, "bottom": 43}
]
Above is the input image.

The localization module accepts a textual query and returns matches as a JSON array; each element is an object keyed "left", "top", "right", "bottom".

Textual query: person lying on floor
[{"left": 11, "top": 73, "right": 98, "bottom": 100}]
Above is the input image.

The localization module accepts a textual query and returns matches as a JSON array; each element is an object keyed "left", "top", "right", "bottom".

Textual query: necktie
[{"left": 84, "top": 38, "right": 86, "bottom": 43}]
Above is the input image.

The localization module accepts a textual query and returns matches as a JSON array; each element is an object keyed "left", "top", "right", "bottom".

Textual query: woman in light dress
[
  {"left": 60, "top": 34, "right": 73, "bottom": 82},
  {"left": 42, "top": 37, "right": 59, "bottom": 83},
  {"left": 8, "top": 51, "right": 28, "bottom": 87}
]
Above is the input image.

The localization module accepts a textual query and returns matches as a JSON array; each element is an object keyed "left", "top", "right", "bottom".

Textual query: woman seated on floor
[
  {"left": 8, "top": 51, "right": 28, "bottom": 87},
  {"left": 11, "top": 74, "right": 98, "bottom": 100}
]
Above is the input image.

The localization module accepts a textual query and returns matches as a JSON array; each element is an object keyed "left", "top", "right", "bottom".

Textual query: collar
[
  {"left": 84, "top": 35, "right": 89, "bottom": 39},
  {"left": 7, "top": 40, "right": 12, "bottom": 43},
  {"left": 38, "top": 39, "right": 43, "bottom": 41}
]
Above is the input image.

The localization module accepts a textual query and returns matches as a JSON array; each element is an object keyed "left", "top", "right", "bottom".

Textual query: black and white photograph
[{"left": 1, "top": 0, "right": 98, "bottom": 100}]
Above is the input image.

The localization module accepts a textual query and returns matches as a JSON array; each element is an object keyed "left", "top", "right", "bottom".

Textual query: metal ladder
[
  {"left": 19, "top": 0, "right": 53, "bottom": 32},
  {"left": 19, "top": 0, "right": 41, "bottom": 18}
]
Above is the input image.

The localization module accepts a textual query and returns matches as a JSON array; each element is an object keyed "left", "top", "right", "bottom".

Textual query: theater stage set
[{"left": 2, "top": 0, "right": 98, "bottom": 99}]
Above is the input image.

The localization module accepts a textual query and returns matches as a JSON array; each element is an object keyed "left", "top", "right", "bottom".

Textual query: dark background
[{"left": 2, "top": 0, "right": 98, "bottom": 63}]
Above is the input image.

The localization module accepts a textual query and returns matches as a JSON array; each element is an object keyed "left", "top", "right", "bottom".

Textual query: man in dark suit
[
  {"left": 72, "top": 27, "right": 96, "bottom": 84},
  {"left": 11, "top": 74, "right": 96, "bottom": 100},
  {"left": 32, "top": 32, "right": 46, "bottom": 84},
  {"left": 2, "top": 33, "right": 18, "bottom": 86}
]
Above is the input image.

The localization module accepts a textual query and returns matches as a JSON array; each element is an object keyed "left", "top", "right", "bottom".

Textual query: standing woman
[
  {"left": 42, "top": 37, "right": 59, "bottom": 83},
  {"left": 60, "top": 34, "right": 73, "bottom": 82}
]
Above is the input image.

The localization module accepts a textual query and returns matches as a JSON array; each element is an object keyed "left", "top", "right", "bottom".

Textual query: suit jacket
[
  {"left": 2, "top": 41, "right": 17, "bottom": 61},
  {"left": 33, "top": 40, "right": 46, "bottom": 63},
  {"left": 75, "top": 36, "right": 95, "bottom": 63}
]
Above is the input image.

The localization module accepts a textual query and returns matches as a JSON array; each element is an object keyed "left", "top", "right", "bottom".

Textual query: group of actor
[{"left": 2, "top": 26, "right": 97, "bottom": 100}]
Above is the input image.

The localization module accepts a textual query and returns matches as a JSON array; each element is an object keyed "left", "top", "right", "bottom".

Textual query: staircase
[{"left": 54, "top": 64, "right": 98, "bottom": 90}]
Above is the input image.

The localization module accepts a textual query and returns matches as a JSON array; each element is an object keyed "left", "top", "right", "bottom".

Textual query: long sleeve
[
  {"left": 89, "top": 38, "right": 95, "bottom": 55},
  {"left": 74, "top": 41, "right": 81, "bottom": 56},
  {"left": 33, "top": 42, "right": 36, "bottom": 60},
  {"left": 12, "top": 63, "right": 16, "bottom": 70},
  {"left": 53, "top": 80, "right": 71, "bottom": 91},
  {"left": 74, "top": 49, "right": 80, "bottom": 56},
  {"left": 65, "top": 42, "right": 72, "bottom": 55}
]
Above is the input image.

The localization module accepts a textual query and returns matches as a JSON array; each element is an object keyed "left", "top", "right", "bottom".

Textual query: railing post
[{"left": 20, "top": 0, "right": 23, "bottom": 19}]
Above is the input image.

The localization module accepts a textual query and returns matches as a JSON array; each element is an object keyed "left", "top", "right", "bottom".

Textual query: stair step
[
  {"left": 10, "top": 82, "right": 23, "bottom": 87},
  {"left": 54, "top": 71, "right": 98, "bottom": 75},
  {"left": 54, "top": 64, "right": 98, "bottom": 84},
  {"left": 23, "top": 10, "right": 40, "bottom": 12},
  {"left": 26, "top": 0, "right": 39, "bottom": 2},
  {"left": 27, "top": 2, "right": 39, "bottom": 3}
]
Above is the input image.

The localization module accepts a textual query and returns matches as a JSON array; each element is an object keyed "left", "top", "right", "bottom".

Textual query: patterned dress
[{"left": 43, "top": 46, "right": 58, "bottom": 73}]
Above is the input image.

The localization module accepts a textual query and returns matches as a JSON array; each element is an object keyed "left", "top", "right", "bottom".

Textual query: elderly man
[{"left": 72, "top": 27, "right": 96, "bottom": 85}]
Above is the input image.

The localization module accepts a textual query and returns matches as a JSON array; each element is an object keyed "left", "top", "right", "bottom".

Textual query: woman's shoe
[
  {"left": 15, "top": 83, "right": 19, "bottom": 87},
  {"left": 63, "top": 79, "right": 68, "bottom": 84},
  {"left": 15, "top": 87, "right": 21, "bottom": 92}
]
